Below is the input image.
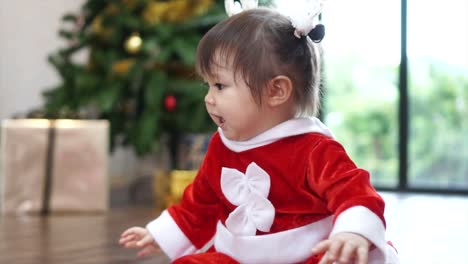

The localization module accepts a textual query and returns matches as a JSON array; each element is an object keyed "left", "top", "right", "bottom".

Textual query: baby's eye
[{"left": 214, "top": 83, "right": 225, "bottom": 90}]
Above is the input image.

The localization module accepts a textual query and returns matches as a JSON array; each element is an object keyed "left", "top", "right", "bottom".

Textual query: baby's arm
[
  {"left": 312, "top": 232, "right": 372, "bottom": 264},
  {"left": 307, "top": 139, "right": 388, "bottom": 263},
  {"left": 119, "top": 226, "right": 161, "bottom": 258}
]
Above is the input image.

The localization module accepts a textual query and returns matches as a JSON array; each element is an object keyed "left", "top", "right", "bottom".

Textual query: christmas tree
[
  {"left": 41, "top": 0, "right": 224, "bottom": 156},
  {"left": 41, "top": 0, "right": 272, "bottom": 157}
]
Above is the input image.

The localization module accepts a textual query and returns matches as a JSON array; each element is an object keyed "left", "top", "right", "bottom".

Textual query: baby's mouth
[{"left": 213, "top": 114, "right": 225, "bottom": 127}]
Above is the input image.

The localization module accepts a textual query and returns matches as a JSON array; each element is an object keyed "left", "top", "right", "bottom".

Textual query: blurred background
[
  {"left": 0, "top": 0, "right": 467, "bottom": 263},
  {"left": 321, "top": 0, "right": 468, "bottom": 192}
]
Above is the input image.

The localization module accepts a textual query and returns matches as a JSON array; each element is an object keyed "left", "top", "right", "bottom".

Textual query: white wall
[{"left": 0, "top": 0, "right": 85, "bottom": 120}]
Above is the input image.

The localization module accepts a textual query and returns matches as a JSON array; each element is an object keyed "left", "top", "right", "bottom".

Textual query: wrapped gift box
[
  {"left": 152, "top": 133, "right": 211, "bottom": 211},
  {"left": 177, "top": 133, "right": 211, "bottom": 170},
  {"left": 1, "top": 119, "right": 109, "bottom": 214}
]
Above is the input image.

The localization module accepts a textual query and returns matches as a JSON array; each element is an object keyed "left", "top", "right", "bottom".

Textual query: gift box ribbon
[{"left": 41, "top": 120, "right": 56, "bottom": 215}]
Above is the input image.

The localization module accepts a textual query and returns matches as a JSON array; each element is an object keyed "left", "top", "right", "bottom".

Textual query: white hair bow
[
  {"left": 275, "top": 0, "right": 325, "bottom": 38},
  {"left": 225, "top": 0, "right": 259, "bottom": 17},
  {"left": 223, "top": 0, "right": 325, "bottom": 39}
]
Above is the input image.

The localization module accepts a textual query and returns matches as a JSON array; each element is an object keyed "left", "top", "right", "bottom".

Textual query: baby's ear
[{"left": 265, "top": 75, "right": 293, "bottom": 107}]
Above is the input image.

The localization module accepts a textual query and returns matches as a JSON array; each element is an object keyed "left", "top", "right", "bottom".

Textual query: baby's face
[{"left": 203, "top": 56, "right": 270, "bottom": 141}]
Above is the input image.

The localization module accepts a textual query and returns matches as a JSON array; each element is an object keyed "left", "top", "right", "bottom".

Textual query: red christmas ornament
[{"left": 164, "top": 95, "right": 177, "bottom": 112}]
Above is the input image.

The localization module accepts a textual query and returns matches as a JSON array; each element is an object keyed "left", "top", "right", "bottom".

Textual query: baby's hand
[
  {"left": 119, "top": 226, "right": 161, "bottom": 258},
  {"left": 312, "top": 232, "right": 372, "bottom": 264}
]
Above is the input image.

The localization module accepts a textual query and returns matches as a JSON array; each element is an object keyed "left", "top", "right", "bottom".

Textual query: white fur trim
[
  {"left": 215, "top": 216, "right": 333, "bottom": 263},
  {"left": 146, "top": 210, "right": 197, "bottom": 260},
  {"left": 218, "top": 117, "right": 334, "bottom": 152},
  {"left": 330, "top": 206, "right": 399, "bottom": 263},
  {"left": 382, "top": 244, "right": 400, "bottom": 264}
]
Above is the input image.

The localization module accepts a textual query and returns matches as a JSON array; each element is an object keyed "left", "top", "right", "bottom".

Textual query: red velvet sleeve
[
  {"left": 167, "top": 135, "right": 222, "bottom": 249},
  {"left": 306, "top": 137, "right": 386, "bottom": 225}
]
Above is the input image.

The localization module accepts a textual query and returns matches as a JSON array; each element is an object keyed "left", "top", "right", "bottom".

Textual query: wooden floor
[
  {"left": 1, "top": 192, "right": 468, "bottom": 264},
  {"left": 0, "top": 207, "right": 170, "bottom": 264}
]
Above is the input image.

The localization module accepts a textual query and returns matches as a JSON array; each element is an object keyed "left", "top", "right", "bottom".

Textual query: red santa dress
[{"left": 147, "top": 117, "right": 399, "bottom": 264}]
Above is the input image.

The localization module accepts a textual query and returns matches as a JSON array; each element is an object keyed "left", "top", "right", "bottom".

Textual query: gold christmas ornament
[
  {"left": 166, "top": 0, "right": 191, "bottom": 22},
  {"left": 91, "top": 15, "right": 103, "bottom": 34},
  {"left": 91, "top": 15, "right": 113, "bottom": 39},
  {"left": 111, "top": 58, "right": 135, "bottom": 75},
  {"left": 124, "top": 32, "right": 143, "bottom": 54},
  {"left": 143, "top": 2, "right": 170, "bottom": 25},
  {"left": 143, "top": 0, "right": 215, "bottom": 25},
  {"left": 193, "top": 0, "right": 215, "bottom": 16}
]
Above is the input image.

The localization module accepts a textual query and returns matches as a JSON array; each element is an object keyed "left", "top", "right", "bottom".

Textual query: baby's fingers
[
  {"left": 122, "top": 240, "right": 142, "bottom": 249},
  {"left": 356, "top": 246, "right": 369, "bottom": 264},
  {"left": 312, "top": 239, "right": 331, "bottom": 255},
  {"left": 118, "top": 234, "right": 136, "bottom": 245},
  {"left": 121, "top": 227, "right": 146, "bottom": 237},
  {"left": 319, "top": 240, "right": 343, "bottom": 264},
  {"left": 137, "top": 245, "right": 161, "bottom": 258},
  {"left": 136, "top": 234, "right": 155, "bottom": 247},
  {"left": 338, "top": 243, "right": 355, "bottom": 263}
]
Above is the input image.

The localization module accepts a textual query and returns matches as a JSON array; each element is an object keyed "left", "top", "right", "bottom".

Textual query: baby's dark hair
[{"left": 196, "top": 8, "right": 321, "bottom": 116}]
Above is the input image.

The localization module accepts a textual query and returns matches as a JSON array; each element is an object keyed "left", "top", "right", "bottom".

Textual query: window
[
  {"left": 407, "top": 0, "right": 468, "bottom": 190},
  {"left": 322, "top": 0, "right": 400, "bottom": 187},
  {"left": 322, "top": 0, "right": 468, "bottom": 193}
]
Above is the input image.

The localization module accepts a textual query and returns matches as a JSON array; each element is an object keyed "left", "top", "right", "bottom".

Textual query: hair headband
[{"left": 224, "top": 0, "right": 325, "bottom": 42}]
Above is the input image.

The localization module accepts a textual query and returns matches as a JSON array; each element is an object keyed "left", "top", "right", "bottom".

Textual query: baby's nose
[{"left": 205, "top": 89, "right": 215, "bottom": 105}]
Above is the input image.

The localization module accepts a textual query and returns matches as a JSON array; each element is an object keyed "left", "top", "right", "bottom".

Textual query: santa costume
[{"left": 146, "top": 117, "right": 399, "bottom": 263}]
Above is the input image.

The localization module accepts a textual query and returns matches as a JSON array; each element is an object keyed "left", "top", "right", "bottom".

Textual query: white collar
[{"left": 218, "top": 117, "right": 334, "bottom": 153}]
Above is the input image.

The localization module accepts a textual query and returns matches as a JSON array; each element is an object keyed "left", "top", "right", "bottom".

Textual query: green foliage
[
  {"left": 41, "top": 0, "right": 232, "bottom": 155},
  {"left": 408, "top": 61, "right": 468, "bottom": 188},
  {"left": 325, "top": 54, "right": 468, "bottom": 188},
  {"left": 324, "top": 55, "right": 399, "bottom": 186}
]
